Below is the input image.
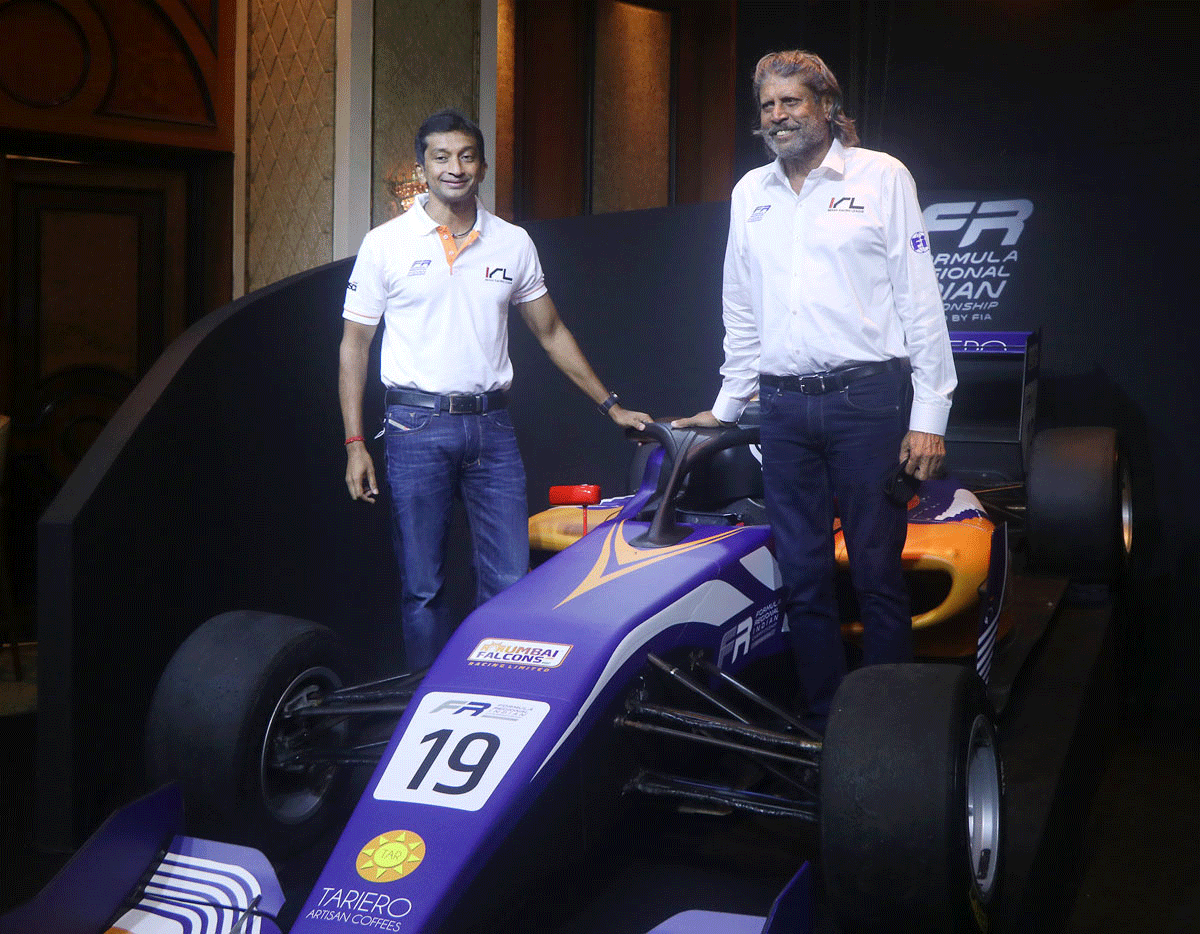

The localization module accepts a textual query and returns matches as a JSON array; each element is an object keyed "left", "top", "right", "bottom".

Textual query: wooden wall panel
[
  {"left": 371, "top": 0, "right": 479, "bottom": 227},
  {"left": 675, "top": 0, "right": 736, "bottom": 204},
  {"left": 591, "top": 0, "right": 672, "bottom": 214},
  {"left": 0, "top": 0, "right": 236, "bottom": 151},
  {"left": 514, "top": 0, "right": 588, "bottom": 220},
  {"left": 512, "top": 0, "right": 735, "bottom": 220}
]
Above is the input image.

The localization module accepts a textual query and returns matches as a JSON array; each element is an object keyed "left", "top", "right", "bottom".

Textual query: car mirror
[{"left": 548, "top": 484, "right": 601, "bottom": 507}]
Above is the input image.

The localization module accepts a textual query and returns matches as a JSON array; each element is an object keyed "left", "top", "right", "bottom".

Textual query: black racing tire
[
  {"left": 145, "top": 610, "right": 350, "bottom": 854},
  {"left": 1025, "top": 426, "right": 1132, "bottom": 582},
  {"left": 820, "top": 664, "right": 1003, "bottom": 934}
]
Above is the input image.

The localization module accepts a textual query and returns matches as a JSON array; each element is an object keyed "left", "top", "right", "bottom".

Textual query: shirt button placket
[{"left": 791, "top": 225, "right": 802, "bottom": 314}]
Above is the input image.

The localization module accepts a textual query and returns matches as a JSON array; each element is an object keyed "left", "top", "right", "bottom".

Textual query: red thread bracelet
[{"left": 344, "top": 435, "right": 365, "bottom": 445}]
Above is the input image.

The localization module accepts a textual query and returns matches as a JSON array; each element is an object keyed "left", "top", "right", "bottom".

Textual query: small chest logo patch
[
  {"left": 748, "top": 205, "right": 771, "bottom": 223},
  {"left": 408, "top": 259, "right": 431, "bottom": 277},
  {"left": 910, "top": 231, "right": 930, "bottom": 253},
  {"left": 828, "top": 196, "right": 865, "bottom": 213}
]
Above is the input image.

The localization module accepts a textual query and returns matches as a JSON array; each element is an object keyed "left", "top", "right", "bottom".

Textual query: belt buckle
[
  {"left": 447, "top": 394, "right": 476, "bottom": 414},
  {"left": 798, "top": 374, "right": 826, "bottom": 395}
]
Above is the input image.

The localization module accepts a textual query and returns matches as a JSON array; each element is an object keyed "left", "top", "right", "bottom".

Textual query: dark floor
[
  {"left": 2, "top": 608, "right": 1198, "bottom": 932},
  {"left": 1064, "top": 714, "right": 1199, "bottom": 934}
]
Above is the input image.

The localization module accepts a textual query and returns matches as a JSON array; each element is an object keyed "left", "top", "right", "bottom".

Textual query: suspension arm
[
  {"left": 626, "top": 769, "right": 817, "bottom": 821},
  {"left": 272, "top": 739, "right": 389, "bottom": 768},
  {"left": 624, "top": 700, "right": 821, "bottom": 757},
  {"left": 615, "top": 714, "right": 817, "bottom": 768}
]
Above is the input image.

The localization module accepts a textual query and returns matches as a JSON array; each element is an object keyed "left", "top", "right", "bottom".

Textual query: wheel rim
[
  {"left": 1119, "top": 458, "right": 1133, "bottom": 559},
  {"left": 260, "top": 665, "right": 346, "bottom": 825},
  {"left": 966, "top": 714, "right": 1001, "bottom": 901}
]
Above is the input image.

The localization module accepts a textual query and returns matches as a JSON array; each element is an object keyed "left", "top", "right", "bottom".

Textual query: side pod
[{"left": 976, "top": 523, "right": 1009, "bottom": 685}]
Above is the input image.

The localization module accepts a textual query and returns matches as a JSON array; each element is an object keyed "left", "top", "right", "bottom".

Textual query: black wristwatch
[{"left": 597, "top": 392, "right": 620, "bottom": 415}]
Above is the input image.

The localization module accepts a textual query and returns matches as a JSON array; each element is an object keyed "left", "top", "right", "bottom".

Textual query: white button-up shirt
[
  {"left": 343, "top": 195, "right": 548, "bottom": 394},
  {"left": 712, "top": 140, "right": 956, "bottom": 435}
]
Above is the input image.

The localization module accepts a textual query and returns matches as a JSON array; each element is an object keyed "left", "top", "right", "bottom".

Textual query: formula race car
[
  {"left": 4, "top": 337, "right": 1128, "bottom": 934},
  {"left": 8, "top": 417, "right": 1010, "bottom": 934}
]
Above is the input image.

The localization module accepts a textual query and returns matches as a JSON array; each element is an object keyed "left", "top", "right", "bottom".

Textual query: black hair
[{"left": 414, "top": 109, "right": 486, "bottom": 164}]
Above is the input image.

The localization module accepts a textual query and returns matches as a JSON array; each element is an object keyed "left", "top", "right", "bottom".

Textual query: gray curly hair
[{"left": 753, "top": 50, "right": 859, "bottom": 147}]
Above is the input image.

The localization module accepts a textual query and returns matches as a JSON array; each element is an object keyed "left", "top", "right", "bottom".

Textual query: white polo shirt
[
  {"left": 343, "top": 195, "right": 548, "bottom": 394},
  {"left": 712, "top": 140, "right": 956, "bottom": 435}
]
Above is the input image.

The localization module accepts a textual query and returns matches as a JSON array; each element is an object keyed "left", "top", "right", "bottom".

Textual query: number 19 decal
[
  {"left": 374, "top": 693, "right": 551, "bottom": 811},
  {"left": 408, "top": 729, "right": 499, "bottom": 795}
]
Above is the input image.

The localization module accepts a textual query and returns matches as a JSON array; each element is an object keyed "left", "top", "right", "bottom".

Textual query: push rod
[{"left": 692, "top": 657, "right": 821, "bottom": 741}]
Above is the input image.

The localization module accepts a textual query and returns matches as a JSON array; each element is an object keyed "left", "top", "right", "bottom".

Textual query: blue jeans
[
  {"left": 759, "top": 366, "right": 913, "bottom": 728},
  {"left": 385, "top": 403, "right": 529, "bottom": 670}
]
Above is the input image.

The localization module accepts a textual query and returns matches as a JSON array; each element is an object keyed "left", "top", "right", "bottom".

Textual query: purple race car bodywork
[
  {"left": 7, "top": 418, "right": 1013, "bottom": 934},
  {"left": 294, "top": 468, "right": 789, "bottom": 932}
]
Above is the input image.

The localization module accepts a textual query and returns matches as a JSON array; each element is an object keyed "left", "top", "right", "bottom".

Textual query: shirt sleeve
[
  {"left": 510, "top": 232, "right": 549, "bottom": 305},
  {"left": 885, "top": 164, "right": 957, "bottom": 435},
  {"left": 343, "top": 232, "right": 387, "bottom": 326},
  {"left": 712, "top": 188, "right": 761, "bottom": 423}
]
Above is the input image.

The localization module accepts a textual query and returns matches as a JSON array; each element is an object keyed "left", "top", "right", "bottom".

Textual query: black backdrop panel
[
  {"left": 36, "top": 261, "right": 400, "bottom": 848},
  {"left": 514, "top": 202, "right": 730, "bottom": 509}
]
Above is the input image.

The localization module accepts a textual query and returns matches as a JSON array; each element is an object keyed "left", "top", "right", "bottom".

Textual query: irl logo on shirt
[
  {"left": 408, "top": 259, "right": 431, "bottom": 277},
  {"left": 828, "top": 196, "right": 865, "bottom": 212}
]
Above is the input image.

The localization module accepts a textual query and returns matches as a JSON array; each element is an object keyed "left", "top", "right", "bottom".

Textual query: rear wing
[{"left": 944, "top": 329, "right": 1040, "bottom": 482}]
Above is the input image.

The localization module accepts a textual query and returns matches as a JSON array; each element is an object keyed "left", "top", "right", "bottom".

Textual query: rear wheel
[
  {"left": 146, "top": 610, "right": 350, "bottom": 854},
  {"left": 1026, "top": 426, "right": 1131, "bottom": 582},
  {"left": 820, "top": 663, "right": 1003, "bottom": 934}
]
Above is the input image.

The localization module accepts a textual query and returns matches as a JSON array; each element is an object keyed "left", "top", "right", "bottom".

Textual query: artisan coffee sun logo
[{"left": 357, "top": 830, "right": 426, "bottom": 882}]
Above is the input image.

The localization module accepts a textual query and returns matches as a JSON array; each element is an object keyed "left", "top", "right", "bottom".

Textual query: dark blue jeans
[
  {"left": 759, "top": 367, "right": 913, "bottom": 728},
  {"left": 385, "top": 403, "right": 529, "bottom": 670}
]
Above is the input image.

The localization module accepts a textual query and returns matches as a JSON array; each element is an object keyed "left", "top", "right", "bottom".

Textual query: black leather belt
[
  {"left": 760, "top": 358, "right": 910, "bottom": 395},
  {"left": 385, "top": 388, "right": 507, "bottom": 414}
]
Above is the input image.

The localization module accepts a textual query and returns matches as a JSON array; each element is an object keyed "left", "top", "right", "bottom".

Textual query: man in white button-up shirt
[
  {"left": 339, "top": 110, "right": 650, "bottom": 670},
  {"left": 676, "top": 52, "right": 956, "bottom": 729}
]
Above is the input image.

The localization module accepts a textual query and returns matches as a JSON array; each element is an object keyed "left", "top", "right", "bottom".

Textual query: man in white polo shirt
[
  {"left": 676, "top": 52, "right": 956, "bottom": 730},
  {"left": 340, "top": 109, "right": 650, "bottom": 670}
]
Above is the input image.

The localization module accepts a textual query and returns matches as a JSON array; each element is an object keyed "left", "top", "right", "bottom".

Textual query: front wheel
[
  {"left": 820, "top": 664, "right": 1003, "bottom": 934},
  {"left": 145, "top": 610, "right": 350, "bottom": 854}
]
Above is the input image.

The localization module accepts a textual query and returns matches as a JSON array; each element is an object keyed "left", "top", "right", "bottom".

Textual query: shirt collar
[
  {"left": 822, "top": 138, "right": 847, "bottom": 177},
  {"left": 762, "top": 137, "right": 848, "bottom": 191},
  {"left": 409, "top": 194, "right": 489, "bottom": 237}
]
